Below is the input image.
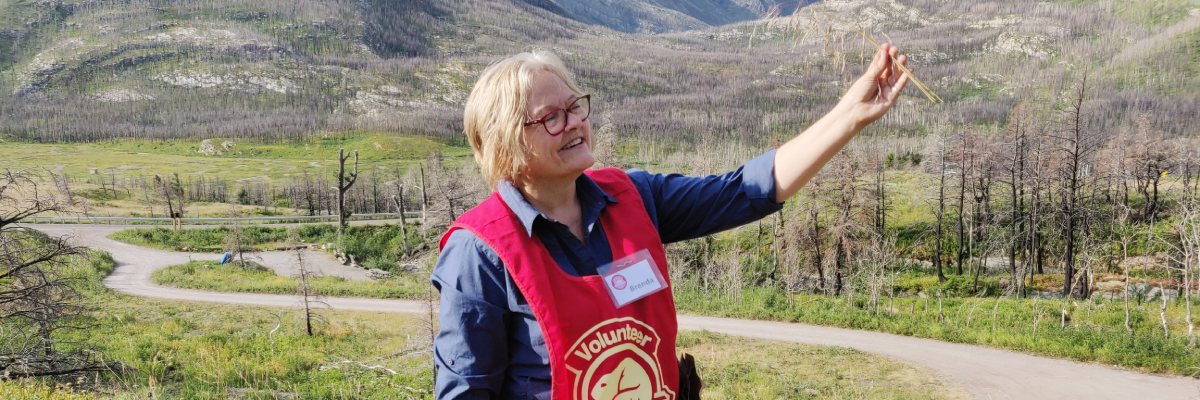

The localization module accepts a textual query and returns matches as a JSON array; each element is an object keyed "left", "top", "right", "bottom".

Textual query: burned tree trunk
[
  {"left": 336, "top": 148, "right": 359, "bottom": 232},
  {"left": 956, "top": 134, "right": 969, "bottom": 276},
  {"left": 1059, "top": 76, "right": 1095, "bottom": 299},
  {"left": 928, "top": 132, "right": 950, "bottom": 282}
]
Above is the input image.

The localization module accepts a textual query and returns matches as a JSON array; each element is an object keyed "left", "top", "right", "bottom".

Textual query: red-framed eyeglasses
[{"left": 523, "top": 95, "right": 591, "bottom": 136}]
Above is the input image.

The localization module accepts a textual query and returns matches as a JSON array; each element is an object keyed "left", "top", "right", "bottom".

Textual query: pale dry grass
[{"left": 749, "top": 5, "right": 942, "bottom": 104}]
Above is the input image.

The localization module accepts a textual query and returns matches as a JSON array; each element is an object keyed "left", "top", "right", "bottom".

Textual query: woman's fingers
[
  {"left": 888, "top": 54, "right": 907, "bottom": 86},
  {"left": 864, "top": 44, "right": 890, "bottom": 81},
  {"left": 887, "top": 64, "right": 910, "bottom": 103}
]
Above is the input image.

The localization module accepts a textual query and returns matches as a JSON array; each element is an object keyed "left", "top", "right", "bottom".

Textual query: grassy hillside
[{"left": 0, "top": 0, "right": 1195, "bottom": 145}]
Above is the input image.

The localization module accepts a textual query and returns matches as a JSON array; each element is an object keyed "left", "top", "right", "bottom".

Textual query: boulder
[
  {"left": 1095, "top": 280, "right": 1125, "bottom": 295},
  {"left": 1146, "top": 287, "right": 1162, "bottom": 302},
  {"left": 396, "top": 263, "right": 420, "bottom": 274},
  {"left": 366, "top": 269, "right": 392, "bottom": 280}
]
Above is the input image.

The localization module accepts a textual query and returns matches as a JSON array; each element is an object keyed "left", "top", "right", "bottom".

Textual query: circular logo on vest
[
  {"left": 566, "top": 318, "right": 675, "bottom": 400},
  {"left": 611, "top": 274, "right": 628, "bottom": 290}
]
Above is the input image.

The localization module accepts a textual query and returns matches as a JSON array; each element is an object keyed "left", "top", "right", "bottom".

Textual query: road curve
[{"left": 27, "top": 224, "right": 1200, "bottom": 400}]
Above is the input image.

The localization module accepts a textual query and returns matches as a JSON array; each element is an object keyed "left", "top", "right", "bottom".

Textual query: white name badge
[{"left": 597, "top": 249, "right": 668, "bottom": 308}]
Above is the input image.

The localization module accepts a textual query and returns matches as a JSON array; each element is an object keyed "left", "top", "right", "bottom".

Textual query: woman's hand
[{"left": 834, "top": 43, "right": 909, "bottom": 129}]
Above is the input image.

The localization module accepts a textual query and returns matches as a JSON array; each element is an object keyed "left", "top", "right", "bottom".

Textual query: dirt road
[{"left": 28, "top": 224, "right": 1200, "bottom": 399}]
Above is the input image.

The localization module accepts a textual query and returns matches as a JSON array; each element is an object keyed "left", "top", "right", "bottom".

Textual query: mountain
[
  {"left": 0, "top": 0, "right": 1196, "bottom": 144},
  {"left": 528, "top": 0, "right": 805, "bottom": 33}
]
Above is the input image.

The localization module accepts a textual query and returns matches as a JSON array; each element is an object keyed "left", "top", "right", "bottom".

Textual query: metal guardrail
[{"left": 24, "top": 212, "right": 422, "bottom": 225}]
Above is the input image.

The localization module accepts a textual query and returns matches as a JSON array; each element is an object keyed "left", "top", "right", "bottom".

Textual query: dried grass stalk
[{"left": 748, "top": 4, "right": 782, "bottom": 49}]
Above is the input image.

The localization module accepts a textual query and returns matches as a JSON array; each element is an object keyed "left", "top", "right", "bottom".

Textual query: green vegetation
[
  {"left": 673, "top": 281, "right": 1200, "bottom": 376},
  {"left": 110, "top": 226, "right": 297, "bottom": 252},
  {"left": 0, "top": 133, "right": 471, "bottom": 185},
  {"left": 1113, "top": 0, "right": 1196, "bottom": 28},
  {"left": 153, "top": 261, "right": 428, "bottom": 299},
  {"left": 1189, "top": 26, "right": 1200, "bottom": 77},
  {"left": 954, "top": 77, "right": 1006, "bottom": 101},
  {"left": 59, "top": 298, "right": 963, "bottom": 398},
  {"left": 893, "top": 273, "right": 1002, "bottom": 297},
  {"left": 1055, "top": 0, "right": 1195, "bottom": 28},
  {"left": 96, "top": 133, "right": 467, "bottom": 161},
  {"left": 110, "top": 224, "right": 428, "bottom": 272},
  {"left": 80, "top": 302, "right": 434, "bottom": 399},
  {"left": 0, "top": 379, "right": 99, "bottom": 400},
  {"left": 678, "top": 330, "right": 966, "bottom": 399}
]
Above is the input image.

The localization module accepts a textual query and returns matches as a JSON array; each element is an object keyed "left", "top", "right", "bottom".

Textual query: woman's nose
[{"left": 561, "top": 111, "right": 585, "bottom": 134}]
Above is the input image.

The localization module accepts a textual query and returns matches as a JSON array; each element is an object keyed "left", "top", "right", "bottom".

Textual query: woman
[{"left": 433, "top": 45, "right": 909, "bottom": 399}]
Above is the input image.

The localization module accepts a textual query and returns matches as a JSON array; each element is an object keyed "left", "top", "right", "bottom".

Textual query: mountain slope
[
  {"left": 0, "top": 0, "right": 1195, "bottom": 143},
  {"left": 523, "top": 0, "right": 804, "bottom": 33}
]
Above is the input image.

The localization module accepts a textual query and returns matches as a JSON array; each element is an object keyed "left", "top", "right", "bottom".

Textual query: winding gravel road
[{"left": 28, "top": 224, "right": 1200, "bottom": 399}]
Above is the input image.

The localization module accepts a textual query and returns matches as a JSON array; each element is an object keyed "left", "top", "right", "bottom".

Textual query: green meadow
[{"left": 3, "top": 133, "right": 472, "bottom": 184}]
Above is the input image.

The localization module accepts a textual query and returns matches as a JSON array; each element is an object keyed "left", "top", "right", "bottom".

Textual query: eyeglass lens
[{"left": 545, "top": 96, "right": 590, "bottom": 135}]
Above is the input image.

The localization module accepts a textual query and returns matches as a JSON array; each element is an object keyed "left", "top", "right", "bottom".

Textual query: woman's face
[{"left": 521, "top": 69, "right": 594, "bottom": 184}]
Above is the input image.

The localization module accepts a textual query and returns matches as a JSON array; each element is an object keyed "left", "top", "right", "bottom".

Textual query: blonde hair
[{"left": 463, "top": 50, "right": 584, "bottom": 189}]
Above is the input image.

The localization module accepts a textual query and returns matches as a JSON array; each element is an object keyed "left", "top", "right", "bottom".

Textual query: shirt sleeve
[
  {"left": 627, "top": 149, "right": 783, "bottom": 244},
  {"left": 430, "top": 229, "right": 511, "bottom": 399}
]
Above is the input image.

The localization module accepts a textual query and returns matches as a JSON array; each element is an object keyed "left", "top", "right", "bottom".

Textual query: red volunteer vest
[{"left": 440, "top": 168, "right": 679, "bottom": 400}]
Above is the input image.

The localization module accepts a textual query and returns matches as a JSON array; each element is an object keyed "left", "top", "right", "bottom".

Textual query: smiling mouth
[{"left": 560, "top": 137, "right": 584, "bottom": 151}]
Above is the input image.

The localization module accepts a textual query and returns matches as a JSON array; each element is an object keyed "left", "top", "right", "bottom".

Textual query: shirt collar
[{"left": 497, "top": 173, "right": 618, "bottom": 237}]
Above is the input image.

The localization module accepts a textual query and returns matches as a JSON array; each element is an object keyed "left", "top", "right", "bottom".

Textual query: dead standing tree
[
  {"left": 1002, "top": 100, "right": 1032, "bottom": 296},
  {"left": 0, "top": 170, "right": 107, "bottom": 378},
  {"left": 336, "top": 147, "right": 359, "bottom": 233},
  {"left": 391, "top": 186, "right": 410, "bottom": 255},
  {"left": 823, "top": 150, "right": 866, "bottom": 296},
  {"left": 1126, "top": 113, "right": 1171, "bottom": 222},
  {"left": 968, "top": 135, "right": 1001, "bottom": 294},
  {"left": 856, "top": 232, "right": 899, "bottom": 314},
  {"left": 776, "top": 185, "right": 826, "bottom": 296},
  {"left": 1179, "top": 138, "right": 1200, "bottom": 200},
  {"left": 869, "top": 145, "right": 888, "bottom": 237},
  {"left": 1027, "top": 117, "right": 1053, "bottom": 289},
  {"left": 924, "top": 131, "right": 950, "bottom": 282},
  {"left": 222, "top": 206, "right": 254, "bottom": 267},
  {"left": 290, "top": 234, "right": 326, "bottom": 337},
  {"left": 154, "top": 174, "right": 185, "bottom": 231},
  {"left": 1053, "top": 75, "right": 1103, "bottom": 298},
  {"left": 422, "top": 152, "right": 484, "bottom": 230},
  {"left": 1176, "top": 200, "right": 1199, "bottom": 346},
  {"left": 954, "top": 132, "right": 971, "bottom": 276}
]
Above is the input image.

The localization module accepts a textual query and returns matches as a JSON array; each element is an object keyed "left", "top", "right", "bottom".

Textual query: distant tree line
[{"left": 52, "top": 151, "right": 486, "bottom": 231}]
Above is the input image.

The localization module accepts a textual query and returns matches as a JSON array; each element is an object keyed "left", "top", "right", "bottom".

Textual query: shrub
[{"left": 894, "top": 273, "right": 1000, "bottom": 297}]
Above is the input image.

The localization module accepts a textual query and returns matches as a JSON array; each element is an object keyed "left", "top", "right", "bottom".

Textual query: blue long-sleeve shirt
[{"left": 430, "top": 150, "right": 783, "bottom": 399}]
